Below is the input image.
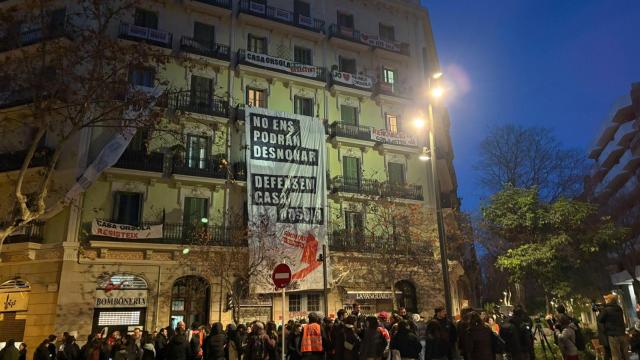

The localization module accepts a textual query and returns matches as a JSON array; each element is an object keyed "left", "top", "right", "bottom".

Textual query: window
[
  {"left": 186, "top": 135, "right": 210, "bottom": 169},
  {"left": 386, "top": 114, "right": 399, "bottom": 134},
  {"left": 113, "top": 192, "right": 142, "bottom": 226},
  {"left": 395, "top": 280, "right": 417, "bottom": 313},
  {"left": 338, "top": 56, "right": 356, "bottom": 74},
  {"left": 134, "top": 8, "right": 158, "bottom": 29},
  {"left": 289, "top": 294, "right": 301, "bottom": 312},
  {"left": 307, "top": 293, "right": 321, "bottom": 312},
  {"left": 128, "top": 129, "right": 148, "bottom": 152},
  {"left": 247, "top": 34, "right": 267, "bottom": 54},
  {"left": 294, "top": 96, "right": 314, "bottom": 116},
  {"left": 388, "top": 162, "right": 405, "bottom": 185},
  {"left": 379, "top": 23, "right": 395, "bottom": 42},
  {"left": 190, "top": 75, "right": 213, "bottom": 107},
  {"left": 294, "top": 0, "right": 310, "bottom": 16},
  {"left": 193, "top": 22, "right": 215, "bottom": 47},
  {"left": 342, "top": 156, "right": 361, "bottom": 185},
  {"left": 247, "top": 88, "right": 266, "bottom": 108},
  {"left": 170, "top": 276, "right": 210, "bottom": 331},
  {"left": 183, "top": 197, "right": 209, "bottom": 225},
  {"left": 129, "top": 67, "right": 155, "bottom": 88},
  {"left": 345, "top": 211, "right": 364, "bottom": 239},
  {"left": 340, "top": 105, "right": 358, "bottom": 126},
  {"left": 383, "top": 67, "right": 396, "bottom": 85},
  {"left": 294, "top": 46, "right": 312, "bottom": 65},
  {"left": 337, "top": 12, "right": 354, "bottom": 29}
]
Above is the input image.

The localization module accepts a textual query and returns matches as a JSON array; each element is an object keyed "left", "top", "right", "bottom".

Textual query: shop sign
[
  {"left": 95, "top": 289, "right": 147, "bottom": 308},
  {"left": 359, "top": 32, "right": 401, "bottom": 52},
  {"left": 1, "top": 292, "right": 29, "bottom": 312},
  {"left": 349, "top": 291, "right": 395, "bottom": 300},
  {"left": 244, "top": 51, "right": 321, "bottom": 78},
  {"left": 91, "top": 219, "right": 163, "bottom": 240},
  {"left": 331, "top": 71, "right": 374, "bottom": 90},
  {"left": 248, "top": 1, "right": 266, "bottom": 14},
  {"left": 370, "top": 128, "right": 418, "bottom": 146}
]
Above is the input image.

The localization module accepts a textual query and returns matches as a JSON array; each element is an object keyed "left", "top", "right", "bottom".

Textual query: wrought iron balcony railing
[
  {"left": 237, "top": 49, "right": 326, "bottom": 82},
  {"left": 193, "top": 0, "right": 231, "bottom": 9},
  {"left": 172, "top": 153, "right": 228, "bottom": 179},
  {"left": 113, "top": 149, "right": 164, "bottom": 173},
  {"left": 329, "top": 122, "right": 373, "bottom": 141},
  {"left": 0, "top": 147, "right": 53, "bottom": 173},
  {"left": 169, "top": 90, "right": 229, "bottom": 117},
  {"left": 118, "top": 23, "right": 173, "bottom": 48},
  {"left": 3, "top": 221, "right": 45, "bottom": 244},
  {"left": 0, "top": 20, "right": 71, "bottom": 52},
  {"left": 328, "top": 24, "right": 409, "bottom": 55},
  {"left": 331, "top": 176, "right": 423, "bottom": 201},
  {"left": 328, "top": 230, "right": 428, "bottom": 255},
  {"left": 179, "top": 36, "right": 230, "bottom": 61},
  {"left": 238, "top": 0, "right": 324, "bottom": 33}
]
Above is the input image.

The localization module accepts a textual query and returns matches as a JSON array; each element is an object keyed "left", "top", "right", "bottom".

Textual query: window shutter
[{"left": 341, "top": 105, "right": 357, "bottom": 125}]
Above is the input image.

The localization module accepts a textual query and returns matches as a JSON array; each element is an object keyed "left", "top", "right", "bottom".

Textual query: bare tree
[
  {"left": 0, "top": 0, "right": 184, "bottom": 251},
  {"left": 475, "top": 124, "right": 588, "bottom": 200}
]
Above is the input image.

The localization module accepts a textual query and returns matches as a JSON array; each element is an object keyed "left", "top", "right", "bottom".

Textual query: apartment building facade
[
  {"left": 0, "top": 0, "right": 463, "bottom": 346},
  {"left": 584, "top": 82, "right": 640, "bottom": 322}
]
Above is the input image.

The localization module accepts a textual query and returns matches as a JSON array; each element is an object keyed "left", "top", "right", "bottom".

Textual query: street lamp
[{"left": 413, "top": 71, "right": 453, "bottom": 315}]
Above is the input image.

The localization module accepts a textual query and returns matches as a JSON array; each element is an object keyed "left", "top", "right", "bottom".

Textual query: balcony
[
  {"left": 169, "top": 90, "right": 229, "bottom": 118},
  {"left": 328, "top": 24, "right": 410, "bottom": 56},
  {"left": 4, "top": 222, "right": 44, "bottom": 244},
  {"left": 237, "top": 49, "right": 326, "bottom": 83},
  {"left": 172, "top": 153, "right": 228, "bottom": 179},
  {"left": 113, "top": 149, "right": 164, "bottom": 173},
  {"left": 329, "top": 122, "right": 373, "bottom": 142},
  {"left": 0, "top": 20, "right": 71, "bottom": 53},
  {"left": 331, "top": 176, "right": 423, "bottom": 201},
  {"left": 238, "top": 0, "right": 324, "bottom": 33},
  {"left": 193, "top": 0, "right": 231, "bottom": 8},
  {"left": 118, "top": 23, "right": 173, "bottom": 48},
  {"left": 328, "top": 230, "right": 428, "bottom": 255},
  {"left": 0, "top": 147, "right": 52, "bottom": 173},
  {"left": 330, "top": 70, "right": 375, "bottom": 92},
  {"left": 232, "top": 161, "right": 247, "bottom": 181},
  {"left": 179, "top": 36, "right": 230, "bottom": 61},
  {"left": 0, "top": 88, "right": 33, "bottom": 109},
  {"left": 374, "top": 81, "right": 411, "bottom": 100}
]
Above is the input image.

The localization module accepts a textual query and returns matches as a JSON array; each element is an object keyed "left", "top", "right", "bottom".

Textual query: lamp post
[{"left": 415, "top": 72, "right": 453, "bottom": 315}]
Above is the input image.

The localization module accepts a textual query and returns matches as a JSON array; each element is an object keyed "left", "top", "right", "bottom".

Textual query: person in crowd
[
  {"left": 47, "top": 335, "right": 58, "bottom": 359},
  {"left": 301, "top": 313, "right": 324, "bottom": 360},
  {"left": 341, "top": 317, "right": 361, "bottom": 360},
  {"left": 424, "top": 319, "right": 449, "bottom": 360},
  {"left": 359, "top": 316, "right": 387, "bottom": 360},
  {"left": 485, "top": 316, "right": 500, "bottom": 334},
  {"left": 555, "top": 315, "right": 579, "bottom": 360},
  {"left": 456, "top": 307, "right": 473, "bottom": 360},
  {"left": 245, "top": 322, "right": 269, "bottom": 360},
  {"left": 499, "top": 308, "right": 527, "bottom": 360},
  {"left": 433, "top": 307, "right": 457, "bottom": 360},
  {"left": 140, "top": 334, "right": 155, "bottom": 360},
  {"left": 323, "top": 317, "right": 335, "bottom": 359},
  {"left": 60, "top": 335, "right": 81, "bottom": 360},
  {"left": 204, "top": 322, "right": 226, "bottom": 360},
  {"left": 226, "top": 324, "right": 241, "bottom": 360},
  {"left": 265, "top": 321, "right": 279, "bottom": 360},
  {"left": 330, "top": 310, "right": 347, "bottom": 359},
  {"left": 17, "top": 343, "right": 26, "bottom": 360},
  {"left": 351, "top": 303, "right": 366, "bottom": 335},
  {"left": 190, "top": 322, "right": 206, "bottom": 360},
  {"left": 287, "top": 322, "right": 304, "bottom": 360},
  {"left": 398, "top": 307, "right": 410, "bottom": 321},
  {"left": 629, "top": 321, "right": 640, "bottom": 356},
  {"left": 390, "top": 320, "right": 422, "bottom": 360},
  {"left": 598, "top": 294, "right": 629, "bottom": 360},
  {"left": 0, "top": 340, "right": 19, "bottom": 360},
  {"left": 237, "top": 324, "right": 249, "bottom": 357},
  {"left": 34, "top": 339, "right": 51, "bottom": 360},
  {"left": 166, "top": 328, "right": 191, "bottom": 360},
  {"left": 154, "top": 328, "right": 169, "bottom": 360},
  {"left": 463, "top": 312, "right": 494, "bottom": 360}
]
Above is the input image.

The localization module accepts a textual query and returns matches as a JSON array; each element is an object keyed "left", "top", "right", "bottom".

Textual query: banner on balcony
[
  {"left": 245, "top": 107, "right": 328, "bottom": 293},
  {"left": 359, "top": 32, "right": 401, "bottom": 52},
  {"left": 91, "top": 219, "right": 163, "bottom": 240},
  {"left": 244, "top": 51, "right": 321, "bottom": 78},
  {"left": 370, "top": 128, "right": 418, "bottom": 146},
  {"left": 331, "top": 71, "right": 374, "bottom": 90}
]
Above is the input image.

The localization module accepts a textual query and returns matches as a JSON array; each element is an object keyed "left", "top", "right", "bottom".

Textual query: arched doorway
[
  {"left": 170, "top": 276, "right": 210, "bottom": 329},
  {"left": 395, "top": 280, "right": 417, "bottom": 313}
]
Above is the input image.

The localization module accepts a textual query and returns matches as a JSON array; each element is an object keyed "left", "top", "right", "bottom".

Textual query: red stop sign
[{"left": 272, "top": 263, "right": 292, "bottom": 289}]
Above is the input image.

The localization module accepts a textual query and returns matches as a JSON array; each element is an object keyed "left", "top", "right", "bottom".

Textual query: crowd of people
[{"left": 0, "top": 292, "right": 634, "bottom": 360}]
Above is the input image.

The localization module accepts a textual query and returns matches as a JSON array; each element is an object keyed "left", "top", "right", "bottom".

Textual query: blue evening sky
[{"left": 422, "top": 0, "right": 640, "bottom": 212}]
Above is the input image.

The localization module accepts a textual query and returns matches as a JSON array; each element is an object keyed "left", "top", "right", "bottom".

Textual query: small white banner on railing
[
  {"left": 249, "top": 1, "right": 266, "bottom": 14},
  {"left": 91, "top": 219, "right": 163, "bottom": 240},
  {"left": 273, "top": 8, "right": 293, "bottom": 22},
  {"left": 331, "top": 71, "right": 374, "bottom": 90},
  {"left": 359, "top": 32, "right": 401, "bottom": 52},
  {"left": 370, "top": 128, "right": 418, "bottom": 146},
  {"left": 244, "top": 51, "right": 321, "bottom": 78},
  {"left": 298, "top": 14, "right": 314, "bottom": 28}
]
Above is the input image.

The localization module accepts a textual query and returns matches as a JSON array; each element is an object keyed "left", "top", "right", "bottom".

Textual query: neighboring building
[
  {"left": 0, "top": 0, "right": 463, "bottom": 346},
  {"left": 584, "top": 82, "right": 640, "bottom": 322}
]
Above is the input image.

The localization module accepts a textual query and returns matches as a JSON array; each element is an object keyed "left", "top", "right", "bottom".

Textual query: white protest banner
[
  {"left": 91, "top": 219, "right": 163, "bottom": 240},
  {"left": 331, "top": 71, "right": 374, "bottom": 90},
  {"left": 359, "top": 32, "right": 402, "bottom": 52},
  {"left": 244, "top": 51, "right": 322, "bottom": 78},
  {"left": 246, "top": 107, "right": 328, "bottom": 292},
  {"left": 370, "top": 128, "right": 418, "bottom": 146}
]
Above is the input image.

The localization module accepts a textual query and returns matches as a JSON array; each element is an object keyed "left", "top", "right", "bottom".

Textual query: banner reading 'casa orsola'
[{"left": 245, "top": 107, "right": 328, "bottom": 293}]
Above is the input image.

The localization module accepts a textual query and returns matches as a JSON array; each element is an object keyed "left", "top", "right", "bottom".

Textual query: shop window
[
  {"left": 129, "top": 67, "right": 155, "bottom": 88},
  {"left": 247, "top": 88, "right": 266, "bottom": 108},
  {"left": 338, "top": 56, "right": 357, "bottom": 74},
  {"left": 294, "top": 46, "right": 313, "bottom": 65},
  {"left": 395, "top": 280, "right": 417, "bottom": 313},
  {"left": 342, "top": 156, "right": 361, "bottom": 186},
  {"left": 340, "top": 105, "right": 358, "bottom": 126},
  {"left": 307, "top": 294, "right": 321, "bottom": 312},
  {"left": 134, "top": 8, "right": 158, "bottom": 29},
  {"left": 289, "top": 294, "right": 301, "bottom": 312},
  {"left": 388, "top": 163, "right": 405, "bottom": 185},
  {"left": 185, "top": 135, "right": 211, "bottom": 169},
  {"left": 379, "top": 23, "right": 395, "bottom": 42},
  {"left": 386, "top": 114, "right": 399, "bottom": 135},
  {"left": 193, "top": 22, "right": 215, "bottom": 47},
  {"left": 170, "top": 276, "right": 210, "bottom": 330},
  {"left": 294, "top": 96, "right": 313, "bottom": 116},
  {"left": 337, "top": 12, "right": 354, "bottom": 29},
  {"left": 113, "top": 192, "right": 142, "bottom": 226},
  {"left": 247, "top": 34, "right": 267, "bottom": 54}
]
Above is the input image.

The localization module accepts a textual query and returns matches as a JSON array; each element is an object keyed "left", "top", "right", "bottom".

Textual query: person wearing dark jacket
[
  {"left": 433, "top": 307, "right": 457, "bottom": 360},
  {"left": 141, "top": 334, "right": 155, "bottom": 360},
  {"left": 60, "top": 336, "right": 81, "bottom": 360},
  {"left": 0, "top": 340, "right": 20, "bottom": 360},
  {"left": 598, "top": 294, "right": 629, "bottom": 360},
  {"left": 499, "top": 315, "right": 526, "bottom": 360},
  {"left": 424, "top": 319, "right": 449, "bottom": 360},
  {"left": 390, "top": 320, "right": 422, "bottom": 359},
  {"left": 166, "top": 329, "right": 192, "bottom": 360},
  {"left": 154, "top": 328, "right": 169, "bottom": 360},
  {"left": 287, "top": 323, "right": 304, "bottom": 360},
  {"left": 359, "top": 316, "right": 386, "bottom": 360},
  {"left": 204, "top": 323, "right": 227, "bottom": 360},
  {"left": 463, "top": 312, "right": 495, "bottom": 360},
  {"left": 34, "top": 339, "right": 51, "bottom": 360},
  {"left": 47, "top": 335, "right": 57, "bottom": 360}
]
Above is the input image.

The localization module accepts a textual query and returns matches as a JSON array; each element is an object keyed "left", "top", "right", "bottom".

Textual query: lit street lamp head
[
  {"left": 413, "top": 117, "right": 426, "bottom": 129},
  {"left": 431, "top": 86, "right": 444, "bottom": 99},
  {"left": 432, "top": 72, "right": 443, "bottom": 79}
]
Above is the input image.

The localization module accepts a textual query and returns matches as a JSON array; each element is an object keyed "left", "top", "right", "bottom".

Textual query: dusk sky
[{"left": 422, "top": 0, "right": 640, "bottom": 212}]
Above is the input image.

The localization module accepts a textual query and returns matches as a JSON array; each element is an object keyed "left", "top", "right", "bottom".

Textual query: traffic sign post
[{"left": 272, "top": 263, "right": 291, "bottom": 360}]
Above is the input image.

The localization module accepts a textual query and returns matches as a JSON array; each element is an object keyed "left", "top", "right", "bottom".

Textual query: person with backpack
[
  {"left": 554, "top": 305, "right": 586, "bottom": 352},
  {"left": 189, "top": 322, "right": 206, "bottom": 360},
  {"left": 359, "top": 316, "right": 386, "bottom": 360},
  {"left": 555, "top": 315, "right": 579, "bottom": 360}
]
